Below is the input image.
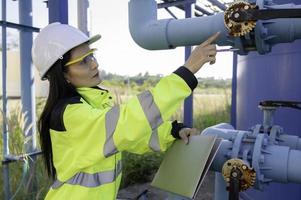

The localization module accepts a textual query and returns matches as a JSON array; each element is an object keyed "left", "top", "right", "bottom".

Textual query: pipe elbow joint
[{"left": 129, "top": 19, "right": 173, "bottom": 50}]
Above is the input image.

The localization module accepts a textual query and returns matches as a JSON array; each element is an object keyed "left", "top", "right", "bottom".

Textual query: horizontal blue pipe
[
  {"left": 157, "top": 0, "right": 196, "bottom": 9},
  {"left": 0, "top": 21, "right": 39, "bottom": 32},
  {"left": 203, "top": 124, "right": 301, "bottom": 185},
  {"left": 129, "top": 0, "right": 231, "bottom": 50},
  {"left": 129, "top": 0, "right": 301, "bottom": 54}
]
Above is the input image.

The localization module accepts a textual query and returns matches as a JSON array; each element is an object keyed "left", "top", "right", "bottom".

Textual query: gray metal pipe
[
  {"left": 166, "top": 12, "right": 230, "bottom": 47},
  {"left": 203, "top": 123, "right": 301, "bottom": 151},
  {"left": 129, "top": 0, "right": 301, "bottom": 54},
  {"left": 278, "top": 134, "right": 301, "bottom": 151},
  {"left": 19, "top": 0, "right": 37, "bottom": 197},
  {"left": 263, "top": 18, "right": 301, "bottom": 45},
  {"left": 77, "top": 0, "right": 89, "bottom": 36},
  {"left": 204, "top": 125, "right": 301, "bottom": 186},
  {"left": 128, "top": 0, "right": 230, "bottom": 50},
  {"left": 263, "top": 145, "right": 301, "bottom": 184},
  {"left": 214, "top": 172, "right": 228, "bottom": 200},
  {"left": 2, "top": 0, "right": 9, "bottom": 161},
  {"left": 19, "top": 0, "right": 36, "bottom": 156},
  {"left": 2, "top": 0, "right": 11, "bottom": 199},
  {"left": 287, "top": 149, "right": 301, "bottom": 183}
]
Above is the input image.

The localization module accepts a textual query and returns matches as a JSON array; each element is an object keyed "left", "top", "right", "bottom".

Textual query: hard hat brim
[{"left": 87, "top": 34, "right": 101, "bottom": 45}]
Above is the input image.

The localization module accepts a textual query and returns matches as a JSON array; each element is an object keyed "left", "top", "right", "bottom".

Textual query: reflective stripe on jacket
[{"left": 45, "top": 67, "right": 198, "bottom": 200}]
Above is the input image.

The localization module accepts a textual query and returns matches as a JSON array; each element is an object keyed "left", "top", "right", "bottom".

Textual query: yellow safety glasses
[{"left": 65, "top": 48, "right": 97, "bottom": 66}]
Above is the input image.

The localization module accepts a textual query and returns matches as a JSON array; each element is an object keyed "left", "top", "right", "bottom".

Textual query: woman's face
[{"left": 64, "top": 43, "right": 101, "bottom": 88}]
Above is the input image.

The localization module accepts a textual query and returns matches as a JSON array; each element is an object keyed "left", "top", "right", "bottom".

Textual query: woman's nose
[{"left": 90, "top": 59, "right": 98, "bottom": 70}]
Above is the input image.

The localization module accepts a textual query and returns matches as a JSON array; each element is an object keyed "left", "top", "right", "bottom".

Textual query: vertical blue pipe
[
  {"left": 230, "top": 52, "right": 237, "bottom": 128},
  {"left": 19, "top": 0, "right": 36, "bottom": 158},
  {"left": 2, "top": 0, "right": 11, "bottom": 199},
  {"left": 217, "top": 52, "right": 237, "bottom": 199},
  {"left": 48, "top": 0, "right": 68, "bottom": 24},
  {"left": 77, "top": 0, "right": 89, "bottom": 36},
  {"left": 19, "top": 0, "right": 37, "bottom": 196},
  {"left": 214, "top": 172, "right": 228, "bottom": 200},
  {"left": 169, "top": 4, "right": 193, "bottom": 198},
  {"left": 183, "top": 2, "right": 193, "bottom": 127}
]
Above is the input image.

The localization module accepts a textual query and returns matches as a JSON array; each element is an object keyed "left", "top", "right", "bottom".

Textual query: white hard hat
[{"left": 32, "top": 22, "right": 101, "bottom": 80}]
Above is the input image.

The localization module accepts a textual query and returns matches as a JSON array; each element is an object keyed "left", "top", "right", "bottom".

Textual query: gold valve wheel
[
  {"left": 224, "top": 1, "right": 257, "bottom": 37},
  {"left": 222, "top": 158, "right": 256, "bottom": 191}
]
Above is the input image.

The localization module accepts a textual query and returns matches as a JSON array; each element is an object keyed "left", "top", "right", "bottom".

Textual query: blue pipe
[
  {"left": 214, "top": 172, "right": 228, "bottom": 200},
  {"left": 128, "top": 0, "right": 231, "bottom": 50},
  {"left": 48, "top": 0, "right": 68, "bottom": 24},
  {"left": 0, "top": 21, "right": 39, "bottom": 32},
  {"left": 1, "top": 0, "right": 10, "bottom": 199},
  {"left": 202, "top": 124, "right": 301, "bottom": 185},
  {"left": 231, "top": 52, "right": 237, "bottom": 128},
  {"left": 77, "top": 0, "right": 89, "bottom": 36},
  {"left": 158, "top": 0, "right": 196, "bottom": 9},
  {"left": 129, "top": 0, "right": 301, "bottom": 54},
  {"left": 183, "top": 2, "right": 193, "bottom": 128},
  {"left": 19, "top": 0, "right": 37, "bottom": 196},
  {"left": 19, "top": 0, "right": 36, "bottom": 156}
]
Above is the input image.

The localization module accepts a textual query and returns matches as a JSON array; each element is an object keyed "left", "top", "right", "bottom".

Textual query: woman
[{"left": 32, "top": 22, "right": 219, "bottom": 200}]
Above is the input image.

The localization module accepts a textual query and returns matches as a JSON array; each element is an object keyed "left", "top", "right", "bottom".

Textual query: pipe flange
[
  {"left": 254, "top": 21, "right": 272, "bottom": 54},
  {"left": 252, "top": 133, "right": 268, "bottom": 189},
  {"left": 231, "top": 131, "right": 246, "bottom": 158},
  {"left": 224, "top": 1, "right": 257, "bottom": 37}
]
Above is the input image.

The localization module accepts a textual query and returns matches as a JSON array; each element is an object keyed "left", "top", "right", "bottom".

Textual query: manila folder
[{"left": 151, "top": 135, "right": 221, "bottom": 199}]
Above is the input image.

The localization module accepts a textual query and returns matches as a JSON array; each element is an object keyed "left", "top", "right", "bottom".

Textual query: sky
[{"left": 3, "top": 0, "right": 233, "bottom": 79}]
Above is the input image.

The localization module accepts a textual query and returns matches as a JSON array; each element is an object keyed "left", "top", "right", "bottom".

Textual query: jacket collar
[{"left": 76, "top": 86, "right": 113, "bottom": 108}]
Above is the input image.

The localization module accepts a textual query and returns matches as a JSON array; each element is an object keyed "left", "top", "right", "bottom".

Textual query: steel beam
[
  {"left": 195, "top": 5, "right": 213, "bottom": 15},
  {"left": 158, "top": 0, "right": 196, "bottom": 9},
  {"left": 0, "top": 21, "right": 39, "bottom": 32},
  {"left": 207, "top": 0, "right": 227, "bottom": 10}
]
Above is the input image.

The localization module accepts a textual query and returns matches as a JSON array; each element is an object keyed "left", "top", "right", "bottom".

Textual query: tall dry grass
[{"left": 0, "top": 101, "right": 51, "bottom": 200}]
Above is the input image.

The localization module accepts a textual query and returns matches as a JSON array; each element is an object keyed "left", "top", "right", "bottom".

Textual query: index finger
[{"left": 200, "top": 32, "right": 220, "bottom": 47}]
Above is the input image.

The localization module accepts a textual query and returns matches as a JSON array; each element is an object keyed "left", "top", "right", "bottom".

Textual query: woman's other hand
[
  {"left": 179, "top": 128, "right": 199, "bottom": 144},
  {"left": 184, "top": 32, "right": 220, "bottom": 74}
]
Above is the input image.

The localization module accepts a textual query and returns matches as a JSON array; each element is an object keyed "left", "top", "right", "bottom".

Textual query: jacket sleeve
[
  {"left": 112, "top": 67, "right": 197, "bottom": 154},
  {"left": 54, "top": 67, "right": 197, "bottom": 167}
]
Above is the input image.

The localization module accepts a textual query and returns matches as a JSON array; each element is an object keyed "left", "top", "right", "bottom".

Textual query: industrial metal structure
[
  {"left": 1, "top": 0, "right": 301, "bottom": 199},
  {"left": 129, "top": 0, "right": 301, "bottom": 199},
  {"left": 1, "top": 1, "right": 70, "bottom": 199}
]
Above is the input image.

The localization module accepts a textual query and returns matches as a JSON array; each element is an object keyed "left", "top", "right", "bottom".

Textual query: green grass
[{"left": 0, "top": 86, "right": 231, "bottom": 199}]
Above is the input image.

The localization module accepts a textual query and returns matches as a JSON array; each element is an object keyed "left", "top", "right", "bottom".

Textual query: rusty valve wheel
[
  {"left": 224, "top": 1, "right": 257, "bottom": 37},
  {"left": 222, "top": 158, "right": 256, "bottom": 191}
]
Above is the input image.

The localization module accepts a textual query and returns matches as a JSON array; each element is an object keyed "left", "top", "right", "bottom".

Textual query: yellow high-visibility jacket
[{"left": 45, "top": 67, "right": 198, "bottom": 200}]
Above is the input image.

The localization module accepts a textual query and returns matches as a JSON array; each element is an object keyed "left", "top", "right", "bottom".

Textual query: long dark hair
[{"left": 38, "top": 51, "right": 78, "bottom": 180}]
